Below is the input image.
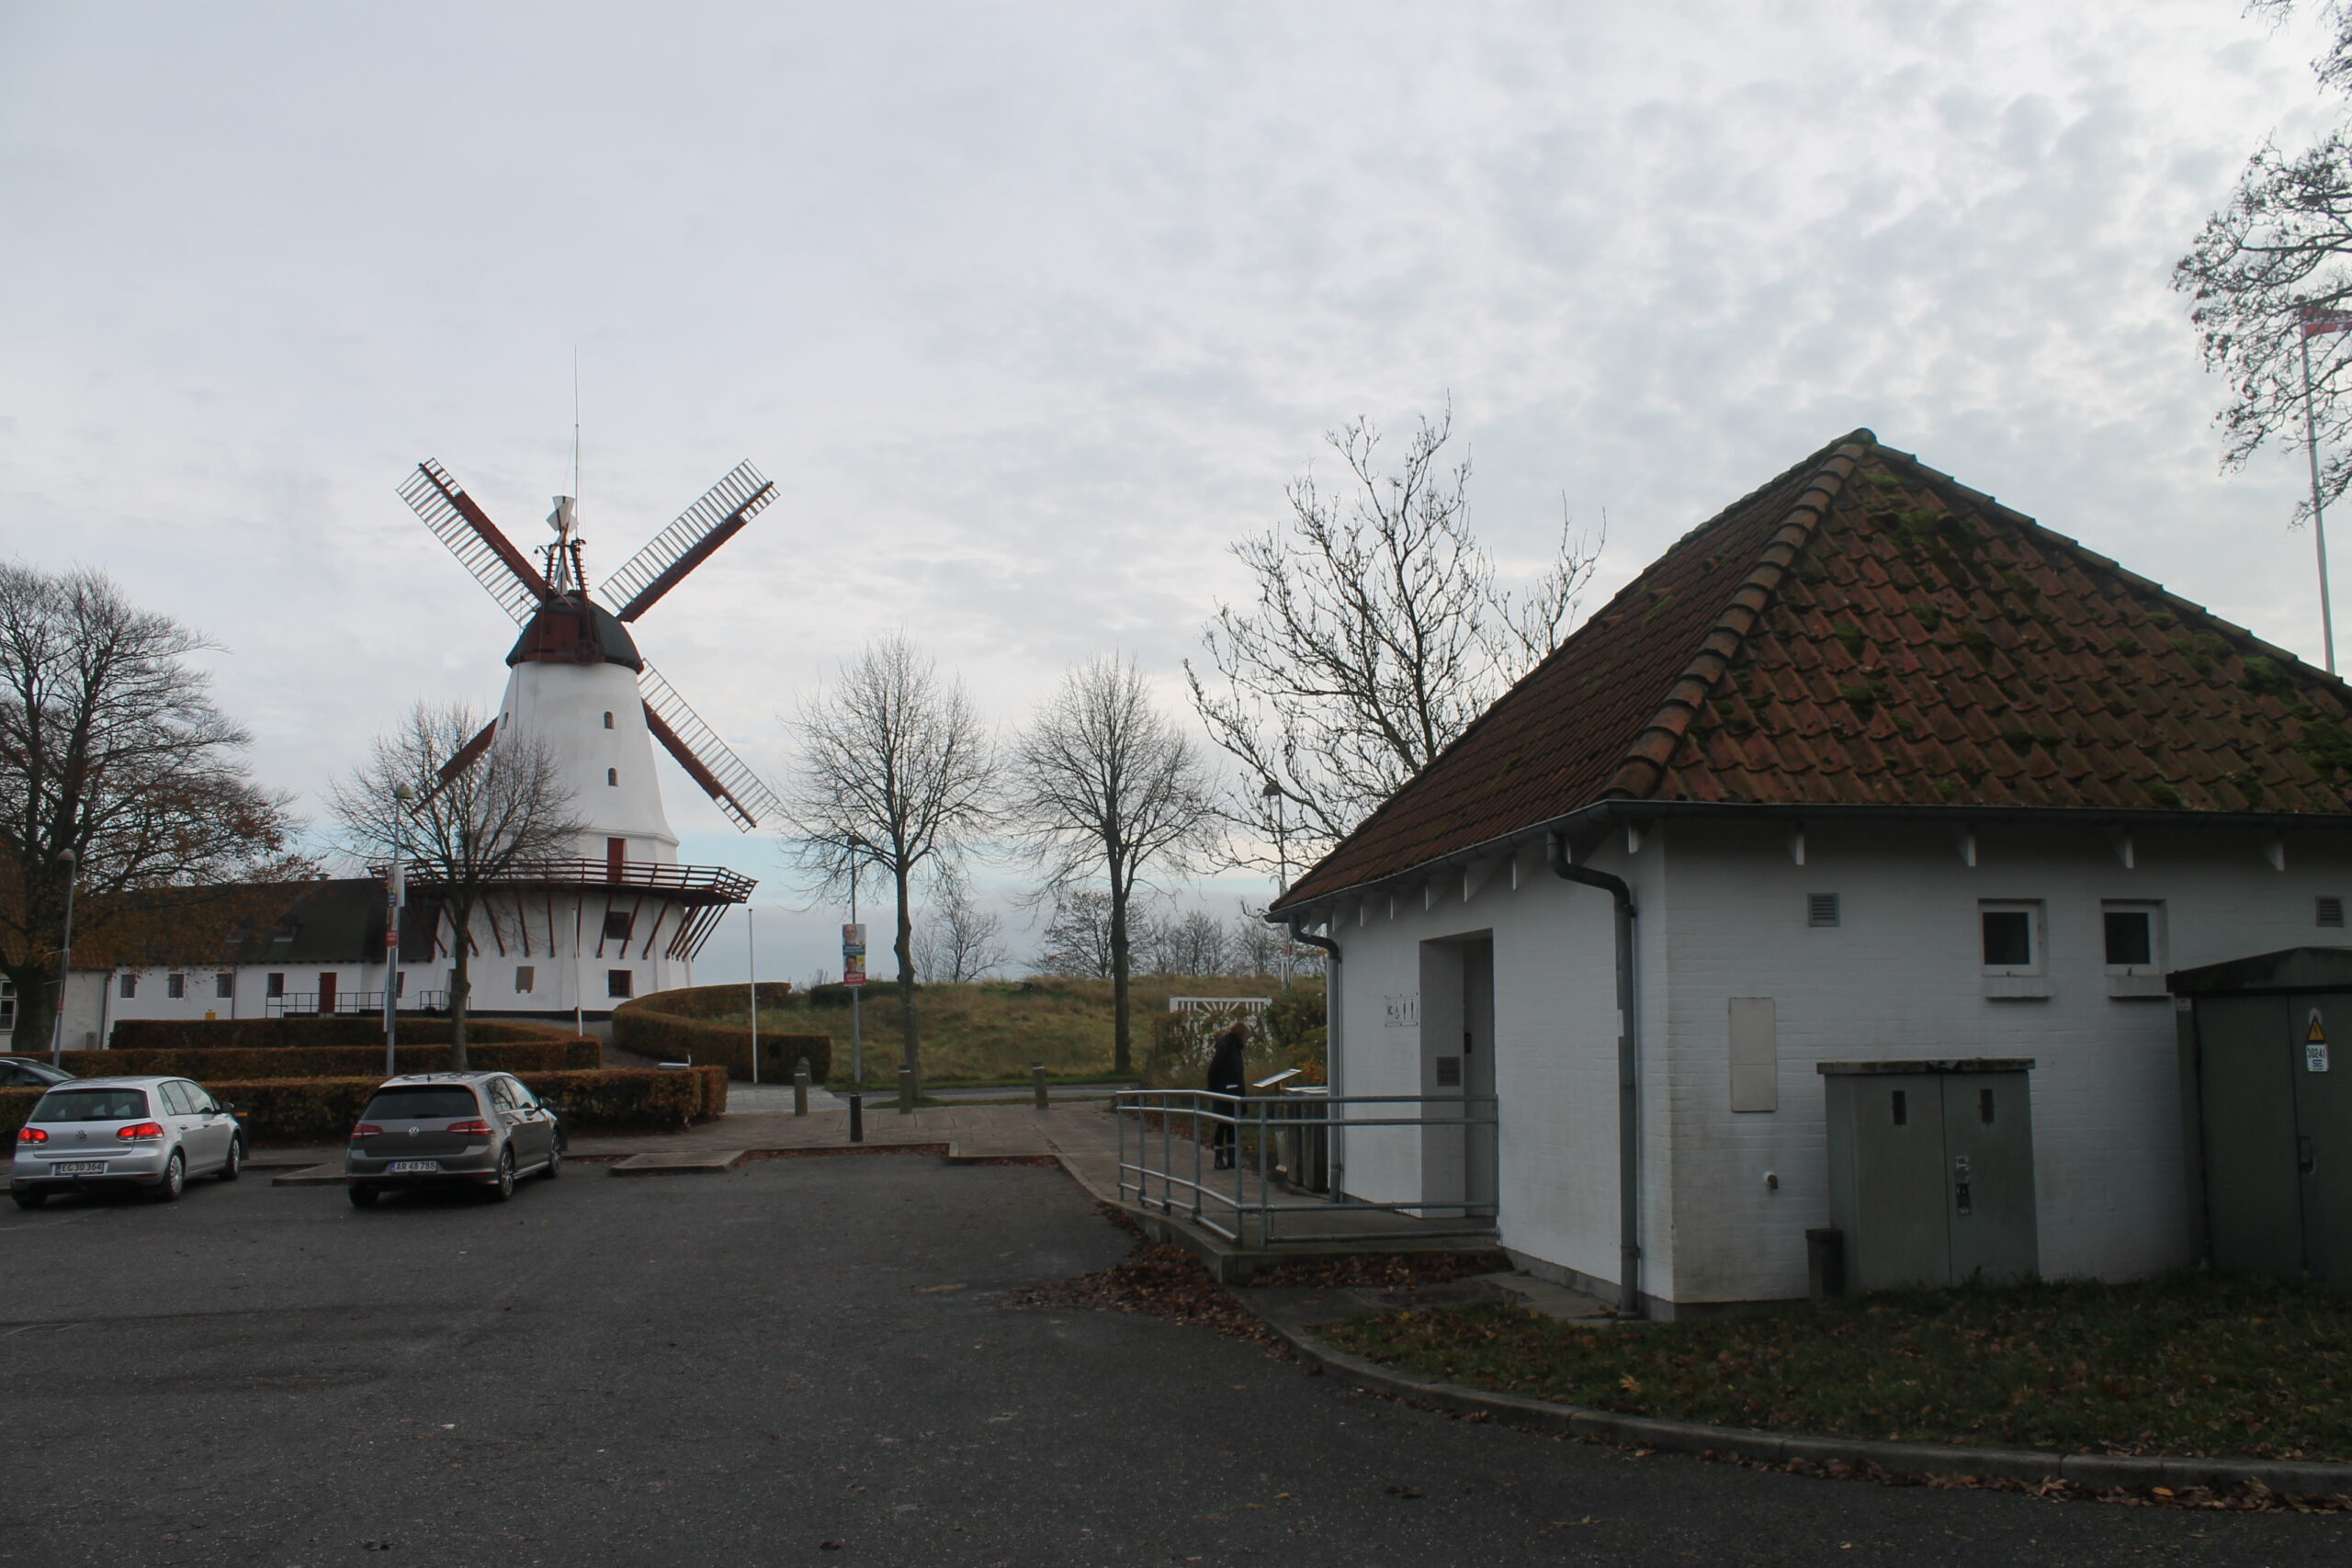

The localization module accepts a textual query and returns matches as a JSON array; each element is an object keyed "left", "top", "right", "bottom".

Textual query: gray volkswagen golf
[
  {"left": 345, "top": 1072, "right": 563, "bottom": 1207},
  {"left": 11, "top": 1077, "right": 245, "bottom": 1206}
]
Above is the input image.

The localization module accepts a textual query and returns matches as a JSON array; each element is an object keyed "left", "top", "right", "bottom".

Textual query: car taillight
[
  {"left": 17, "top": 1126, "right": 46, "bottom": 1144},
  {"left": 116, "top": 1122, "right": 165, "bottom": 1142},
  {"left": 352, "top": 1123, "right": 383, "bottom": 1139},
  {"left": 447, "top": 1120, "right": 492, "bottom": 1136}
]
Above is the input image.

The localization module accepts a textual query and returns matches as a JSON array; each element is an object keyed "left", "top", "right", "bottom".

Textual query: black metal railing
[
  {"left": 266, "top": 991, "right": 451, "bottom": 1018},
  {"left": 372, "top": 858, "right": 752, "bottom": 904}
]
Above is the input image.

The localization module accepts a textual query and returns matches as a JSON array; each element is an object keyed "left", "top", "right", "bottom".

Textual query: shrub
[
  {"left": 802, "top": 981, "right": 919, "bottom": 1010},
  {"left": 61, "top": 1041, "right": 597, "bottom": 1080},
  {"left": 0, "top": 1066, "right": 726, "bottom": 1145},
  {"left": 107, "top": 1017, "right": 587, "bottom": 1051},
  {"left": 0, "top": 1087, "right": 37, "bottom": 1139},
  {"left": 612, "top": 984, "right": 831, "bottom": 1083}
]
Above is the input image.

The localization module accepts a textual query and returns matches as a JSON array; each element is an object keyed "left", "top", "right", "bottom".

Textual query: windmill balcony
[{"left": 373, "top": 857, "right": 753, "bottom": 908}]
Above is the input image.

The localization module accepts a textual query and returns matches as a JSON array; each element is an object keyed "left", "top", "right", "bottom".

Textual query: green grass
[
  {"left": 1318, "top": 1274, "right": 2352, "bottom": 1461},
  {"left": 707, "top": 975, "right": 1307, "bottom": 1089}
]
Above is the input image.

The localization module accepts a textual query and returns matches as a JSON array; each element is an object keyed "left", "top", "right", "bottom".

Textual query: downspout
[
  {"left": 1546, "top": 830, "right": 1644, "bottom": 1319},
  {"left": 1289, "top": 919, "right": 1341, "bottom": 1190}
]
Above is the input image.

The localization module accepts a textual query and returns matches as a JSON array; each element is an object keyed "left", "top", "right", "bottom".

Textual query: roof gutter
[
  {"left": 1544, "top": 830, "right": 1644, "bottom": 1320},
  {"left": 1272, "top": 799, "right": 2352, "bottom": 919}
]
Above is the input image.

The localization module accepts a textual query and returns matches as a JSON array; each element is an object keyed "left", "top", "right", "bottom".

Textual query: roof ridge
[{"left": 1601, "top": 432, "right": 1874, "bottom": 799}]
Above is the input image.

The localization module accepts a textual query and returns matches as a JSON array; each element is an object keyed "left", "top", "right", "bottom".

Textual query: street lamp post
[
  {"left": 1261, "top": 781, "right": 1290, "bottom": 990},
  {"left": 49, "top": 848, "right": 76, "bottom": 1066},
  {"left": 846, "top": 833, "right": 872, "bottom": 1089},
  {"left": 385, "top": 784, "right": 413, "bottom": 1077}
]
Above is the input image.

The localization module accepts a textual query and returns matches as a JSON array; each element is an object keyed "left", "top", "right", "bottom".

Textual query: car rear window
[
  {"left": 361, "top": 1086, "right": 481, "bottom": 1121},
  {"left": 32, "top": 1088, "right": 150, "bottom": 1122}
]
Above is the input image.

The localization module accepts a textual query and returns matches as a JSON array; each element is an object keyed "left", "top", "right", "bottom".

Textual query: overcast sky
[{"left": 0, "top": 1, "right": 2337, "bottom": 985}]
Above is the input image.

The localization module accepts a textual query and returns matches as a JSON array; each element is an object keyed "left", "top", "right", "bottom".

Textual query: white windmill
[{"left": 393, "top": 457, "right": 785, "bottom": 1012}]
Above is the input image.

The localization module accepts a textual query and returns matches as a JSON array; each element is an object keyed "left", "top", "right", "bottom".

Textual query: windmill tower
[{"left": 395, "top": 457, "right": 785, "bottom": 1015}]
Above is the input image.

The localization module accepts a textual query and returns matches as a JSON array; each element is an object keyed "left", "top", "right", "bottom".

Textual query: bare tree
[
  {"left": 329, "top": 703, "right": 583, "bottom": 1066},
  {"left": 912, "top": 865, "right": 1008, "bottom": 983},
  {"left": 1147, "top": 907, "right": 1230, "bottom": 977},
  {"left": 785, "top": 634, "right": 994, "bottom": 1098},
  {"left": 2175, "top": 2, "right": 2352, "bottom": 518},
  {"left": 1185, "top": 405, "right": 1601, "bottom": 871},
  {"left": 1033, "top": 887, "right": 1116, "bottom": 978},
  {"left": 1009, "top": 656, "right": 1216, "bottom": 1074},
  {"left": 0, "top": 563, "right": 300, "bottom": 1045},
  {"left": 1229, "top": 903, "right": 1283, "bottom": 977}
]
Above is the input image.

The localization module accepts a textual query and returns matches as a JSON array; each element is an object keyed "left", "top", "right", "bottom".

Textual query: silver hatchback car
[
  {"left": 345, "top": 1072, "right": 564, "bottom": 1207},
  {"left": 11, "top": 1077, "right": 245, "bottom": 1207}
]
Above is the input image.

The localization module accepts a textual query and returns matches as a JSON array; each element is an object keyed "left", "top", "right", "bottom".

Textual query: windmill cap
[{"left": 506, "top": 594, "right": 644, "bottom": 671}]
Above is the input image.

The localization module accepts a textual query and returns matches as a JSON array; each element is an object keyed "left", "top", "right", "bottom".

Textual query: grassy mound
[{"left": 707, "top": 975, "right": 1310, "bottom": 1087}]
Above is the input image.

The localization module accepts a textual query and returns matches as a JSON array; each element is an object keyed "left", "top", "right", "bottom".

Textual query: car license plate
[
  {"left": 388, "top": 1160, "right": 440, "bottom": 1173},
  {"left": 53, "top": 1161, "right": 106, "bottom": 1176}
]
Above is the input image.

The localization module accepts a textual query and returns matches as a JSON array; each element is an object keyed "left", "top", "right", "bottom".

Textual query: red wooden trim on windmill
[
  {"left": 643, "top": 702, "right": 751, "bottom": 821},
  {"left": 414, "top": 719, "right": 500, "bottom": 807},
  {"left": 422, "top": 468, "right": 556, "bottom": 602},
  {"left": 614, "top": 499, "right": 763, "bottom": 621}
]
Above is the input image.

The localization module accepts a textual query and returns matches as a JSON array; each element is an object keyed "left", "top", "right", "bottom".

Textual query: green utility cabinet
[
  {"left": 1819, "top": 1059, "right": 2040, "bottom": 1292},
  {"left": 2170, "top": 948, "right": 2352, "bottom": 1291}
]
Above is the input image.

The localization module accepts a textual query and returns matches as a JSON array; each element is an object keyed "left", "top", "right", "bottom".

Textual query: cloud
[{"left": 0, "top": 0, "right": 2331, "bottom": 980}]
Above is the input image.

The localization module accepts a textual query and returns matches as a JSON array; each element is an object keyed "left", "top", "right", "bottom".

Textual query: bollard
[
  {"left": 897, "top": 1066, "right": 915, "bottom": 1113},
  {"left": 1033, "top": 1063, "right": 1049, "bottom": 1111},
  {"left": 847, "top": 1093, "right": 865, "bottom": 1144},
  {"left": 793, "top": 1059, "right": 810, "bottom": 1117}
]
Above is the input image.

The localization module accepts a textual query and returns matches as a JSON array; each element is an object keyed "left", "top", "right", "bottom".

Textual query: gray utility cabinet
[
  {"left": 1819, "top": 1059, "right": 2040, "bottom": 1292},
  {"left": 2169, "top": 947, "right": 2352, "bottom": 1291}
]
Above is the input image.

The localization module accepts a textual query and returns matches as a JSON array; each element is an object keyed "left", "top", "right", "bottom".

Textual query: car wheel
[
  {"left": 347, "top": 1183, "right": 379, "bottom": 1209},
  {"left": 152, "top": 1151, "right": 186, "bottom": 1203},
  {"left": 11, "top": 1187, "right": 47, "bottom": 1210},
  {"left": 542, "top": 1142, "right": 562, "bottom": 1181},
  {"left": 217, "top": 1135, "right": 243, "bottom": 1182},
  {"left": 487, "top": 1148, "right": 515, "bottom": 1202}
]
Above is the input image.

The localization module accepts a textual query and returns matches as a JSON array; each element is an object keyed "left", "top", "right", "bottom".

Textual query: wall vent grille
[{"left": 1808, "top": 893, "right": 1842, "bottom": 928}]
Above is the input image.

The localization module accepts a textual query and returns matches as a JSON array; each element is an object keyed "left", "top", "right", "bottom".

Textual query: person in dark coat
[{"left": 1206, "top": 1019, "right": 1250, "bottom": 1169}]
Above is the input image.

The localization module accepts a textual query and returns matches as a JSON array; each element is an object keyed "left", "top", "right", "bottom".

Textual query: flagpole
[{"left": 2306, "top": 324, "right": 2338, "bottom": 676}]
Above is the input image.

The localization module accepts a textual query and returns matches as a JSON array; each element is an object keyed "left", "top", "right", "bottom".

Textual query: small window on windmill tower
[
  {"left": 2320, "top": 896, "right": 2346, "bottom": 929},
  {"left": 603, "top": 711, "right": 614, "bottom": 729},
  {"left": 607, "top": 768, "right": 618, "bottom": 786},
  {"left": 604, "top": 911, "right": 634, "bottom": 941},
  {"left": 1807, "top": 893, "right": 1841, "bottom": 928},
  {"left": 606, "top": 969, "right": 634, "bottom": 998}
]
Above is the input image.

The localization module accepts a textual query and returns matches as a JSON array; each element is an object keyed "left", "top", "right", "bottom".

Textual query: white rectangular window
[
  {"left": 119, "top": 974, "right": 138, "bottom": 998},
  {"left": 514, "top": 965, "right": 536, "bottom": 994},
  {"left": 1979, "top": 900, "right": 2049, "bottom": 998},
  {"left": 165, "top": 973, "right": 186, "bottom": 999},
  {"left": 2102, "top": 900, "right": 2168, "bottom": 998},
  {"left": 606, "top": 969, "right": 634, "bottom": 998},
  {"left": 265, "top": 972, "right": 285, "bottom": 998},
  {"left": 1728, "top": 997, "right": 1777, "bottom": 1112},
  {"left": 214, "top": 973, "right": 233, "bottom": 998}
]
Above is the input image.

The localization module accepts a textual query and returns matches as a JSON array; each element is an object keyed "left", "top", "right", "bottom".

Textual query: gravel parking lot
[{"left": 1, "top": 1156, "right": 2346, "bottom": 1567}]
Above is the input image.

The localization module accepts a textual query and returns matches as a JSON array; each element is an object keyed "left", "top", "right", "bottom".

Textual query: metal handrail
[{"left": 1114, "top": 1088, "right": 1499, "bottom": 1248}]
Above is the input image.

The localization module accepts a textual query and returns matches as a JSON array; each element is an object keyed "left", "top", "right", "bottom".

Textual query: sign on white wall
[{"left": 1384, "top": 992, "right": 1420, "bottom": 1028}]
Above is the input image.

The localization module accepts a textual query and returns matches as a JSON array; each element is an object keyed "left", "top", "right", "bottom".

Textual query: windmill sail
[
  {"left": 638, "top": 661, "right": 785, "bottom": 832},
  {"left": 401, "top": 460, "right": 553, "bottom": 624},
  {"left": 597, "top": 461, "right": 776, "bottom": 622}
]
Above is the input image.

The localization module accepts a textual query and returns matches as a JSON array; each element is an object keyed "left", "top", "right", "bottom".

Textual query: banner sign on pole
[{"left": 842, "top": 923, "right": 867, "bottom": 987}]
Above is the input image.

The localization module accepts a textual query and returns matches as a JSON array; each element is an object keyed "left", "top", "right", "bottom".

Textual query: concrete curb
[{"left": 1261, "top": 1318, "right": 2352, "bottom": 1499}]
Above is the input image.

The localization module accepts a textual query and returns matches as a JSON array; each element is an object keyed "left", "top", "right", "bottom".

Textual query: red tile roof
[{"left": 1276, "top": 430, "right": 2352, "bottom": 908}]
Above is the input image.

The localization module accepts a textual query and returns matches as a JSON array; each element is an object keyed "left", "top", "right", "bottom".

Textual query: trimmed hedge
[
  {"left": 108, "top": 1017, "right": 587, "bottom": 1051},
  {"left": 59, "top": 1041, "right": 599, "bottom": 1080},
  {"left": 0, "top": 1068, "right": 723, "bottom": 1144},
  {"left": 613, "top": 983, "right": 831, "bottom": 1083}
]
